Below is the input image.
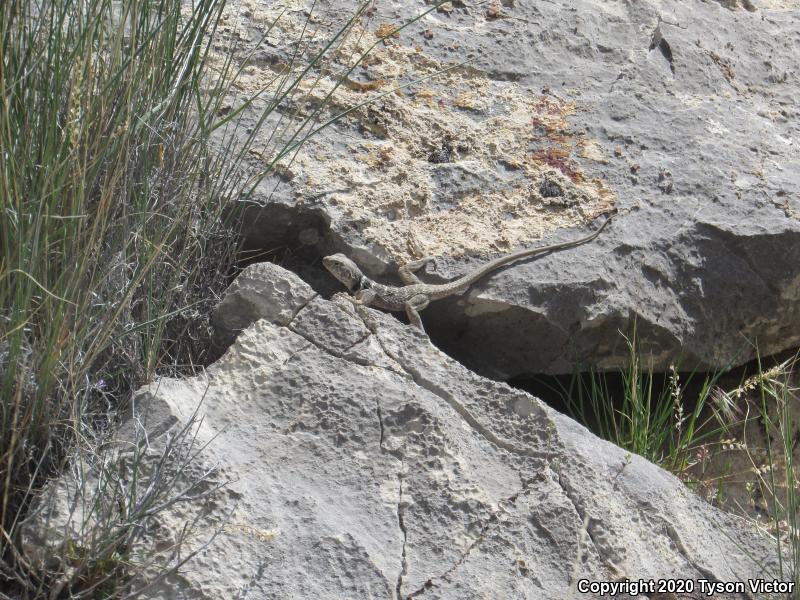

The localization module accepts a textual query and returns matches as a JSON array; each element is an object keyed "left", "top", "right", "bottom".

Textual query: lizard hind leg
[
  {"left": 404, "top": 294, "right": 430, "bottom": 330},
  {"left": 398, "top": 257, "right": 436, "bottom": 285}
]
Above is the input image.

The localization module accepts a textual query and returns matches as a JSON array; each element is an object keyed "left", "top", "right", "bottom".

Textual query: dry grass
[
  {"left": 0, "top": 0, "right": 449, "bottom": 595},
  {"left": 559, "top": 337, "right": 800, "bottom": 590}
]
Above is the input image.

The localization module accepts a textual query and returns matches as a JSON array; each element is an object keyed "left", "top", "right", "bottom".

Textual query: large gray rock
[
  {"left": 224, "top": 0, "right": 800, "bottom": 376},
  {"left": 27, "top": 263, "right": 779, "bottom": 599}
]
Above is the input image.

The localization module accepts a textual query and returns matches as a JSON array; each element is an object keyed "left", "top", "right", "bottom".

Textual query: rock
[
  {"left": 210, "top": 261, "right": 318, "bottom": 351},
  {"left": 23, "top": 263, "right": 777, "bottom": 598},
  {"left": 223, "top": 0, "right": 800, "bottom": 376}
]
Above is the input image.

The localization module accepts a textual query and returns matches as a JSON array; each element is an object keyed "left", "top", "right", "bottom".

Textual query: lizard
[{"left": 323, "top": 211, "right": 616, "bottom": 331}]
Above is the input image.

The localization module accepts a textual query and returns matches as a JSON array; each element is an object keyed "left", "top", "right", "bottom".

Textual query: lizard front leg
[
  {"left": 404, "top": 294, "right": 430, "bottom": 330},
  {"left": 353, "top": 288, "right": 377, "bottom": 306},
  {"left": 336, "top": 288, "right": 378, "bottom": 323},
  {"left": 398, "top": 257, "right": 436, "bottom": 285},
  {"left": 337, "top": 288, "right": 377, "bottom": 310}
]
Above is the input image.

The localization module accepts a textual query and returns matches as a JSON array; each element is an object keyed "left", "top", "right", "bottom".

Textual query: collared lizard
[{"left": 323, "top": 212, "right": 615, "bottom": 330}]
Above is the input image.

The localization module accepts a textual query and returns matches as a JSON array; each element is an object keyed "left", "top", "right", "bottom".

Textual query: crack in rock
[
  {"left": 289, "top": 291, "right": 319, "bottom": 321},
  {"left": 288, "top": 304, "right": 374, "bottom": 364},
  {"left": 374, "top": 380, "right": 408, "bottom": 600},
  {"left": 284, "top": 309, "right": 410, "bottom": 381},
  {"left": 657, "top": 517, "right": 757, "bottom": 600},
  {"left": 339, "top": 330, "right": 374, "bottom": 356},
  {"left": 377, "top": 400, "right": 385, "bottom": 451},
  {"left": 276, "top": 297, "right": 739, "bottom": 595},
  {"left": 559, "top": 470, "right": 749, "bottom": 597},
  {"left": 396, "top": 467, "right": 408, "bottom": 600},
  {"left": 400, "top": 364, "right": 556, "bottom": 460},
  {"left": 554, "top": 469, "right": 613, "bottom": 576},
  {"left": 390, "top": 360, "right": 558, "bottom": 460},
  {"left": 406, "top": 475, "right": 543, "bottom": 598},
  {"left": 354, "top": 311, "right": 557, "bottom": 461}
]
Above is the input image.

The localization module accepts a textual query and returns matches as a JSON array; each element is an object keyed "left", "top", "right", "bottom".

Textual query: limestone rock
[
  {"left": 210, "top": 261, "right": 318, "bottom": 351},
  {"left": 125, "top": 265, "right": 784, "bottom": 597},
  {"left": 226, "top": 0, "right": 800, "bottom": 376}
]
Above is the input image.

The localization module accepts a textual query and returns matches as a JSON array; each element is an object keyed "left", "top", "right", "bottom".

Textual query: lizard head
[{"left": 323, "top": 253, "right": 363, "bottom": 291}]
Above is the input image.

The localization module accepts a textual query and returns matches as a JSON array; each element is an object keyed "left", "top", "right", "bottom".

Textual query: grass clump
[
  {"left": 0, "top": 0, "right": 245, "bottom": 593},
  {"left": 557, "top": 333, "right": 800, "bottom": 588},
  {"left": 555, "top": 328, "right": 727, "bottom": 475},
  {"left": 0, "top": 0, "right": 450, "bottom": 594},
  {"left": 748, "top": 353, "right": 800, "bottom": 591}
]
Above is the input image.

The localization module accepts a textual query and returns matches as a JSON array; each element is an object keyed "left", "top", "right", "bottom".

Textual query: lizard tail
[{"left": 454, "top": 212, "right": 616, "bottom": 289}]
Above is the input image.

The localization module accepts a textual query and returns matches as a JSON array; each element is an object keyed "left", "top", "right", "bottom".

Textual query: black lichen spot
[
  {"left": 428, "top": 147, "right": 452, "bottom": 164},
  {"left": 539, "top": 176, "right": 563, "bottom": 198}
]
